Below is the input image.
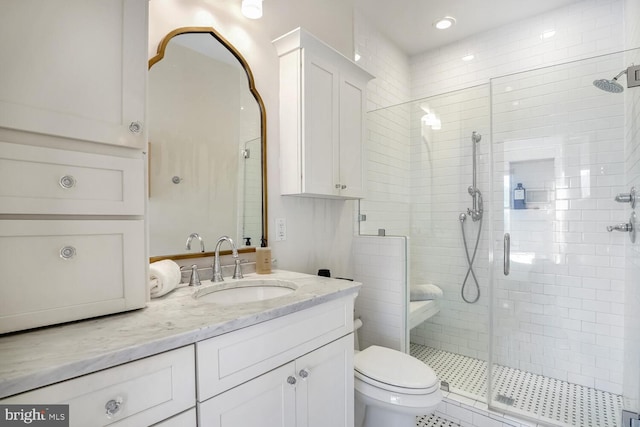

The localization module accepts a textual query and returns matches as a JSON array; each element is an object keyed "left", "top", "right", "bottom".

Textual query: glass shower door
[{"left": 489, "top": 52, "right": 627, "bottom": 426}]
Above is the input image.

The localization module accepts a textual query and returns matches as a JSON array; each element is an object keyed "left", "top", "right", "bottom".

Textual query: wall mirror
[{"left": 148, "top": 27, "right": 267, "bottom": 260}]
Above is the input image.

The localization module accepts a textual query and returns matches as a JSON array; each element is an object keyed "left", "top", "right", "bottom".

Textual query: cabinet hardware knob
[
  {"left": 341, "top": 185, "right": 347, "bottom": 189},
  {"left": 335, "top": 184, "right": 341, "bottom": 189},
  {"left": 287, "top": 376, "right": 297, "bottom": 385},
  {"left": 59, "top": 246, "right": 76, "bottom": 260},
  {"left": 129, "top": 121, "right": 143, "bottom": 134},
  {"left": 59, "top": 175, "right": 76, "bottom": 189},
  {"left": 105, "top": 397, "right": 123, "bottom": 418},
  {"left": 298, "top": 368, "right": 310, "bottom": 379}
]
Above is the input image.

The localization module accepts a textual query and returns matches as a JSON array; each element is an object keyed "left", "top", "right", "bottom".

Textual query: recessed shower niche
[{"left": 507, "top": 157, "right": 555, "bottom": 210}]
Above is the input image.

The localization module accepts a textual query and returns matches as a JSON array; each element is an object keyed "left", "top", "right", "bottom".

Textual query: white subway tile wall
[
  {"left": 355, "top": 11, "right": 412, "bottom": 237},
  {"left": 623, "top": 0, "right": 640, "bottom": 413},
  {"left": 353, "top": 235, "right": 408, "bottom": 352}
]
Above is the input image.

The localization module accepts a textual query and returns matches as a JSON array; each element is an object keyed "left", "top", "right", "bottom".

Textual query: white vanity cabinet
[
  {"left": 274, "top": 28, "right": 374, "bottom": 199},
  {"left": 1, "top": 346, "right": 196, "bottom": 427},
  {"left": 196, "top": 296, "right": 355, "bottom": 427},
  {"left": 0, "top": 0, "right": 147, "bottom": 149}
]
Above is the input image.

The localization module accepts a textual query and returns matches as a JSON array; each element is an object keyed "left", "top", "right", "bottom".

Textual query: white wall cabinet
[
  {"left": 274, "top": 28, "right": 374, "bottom": 199},
  {"left": 0, "top": 0, "right": 148, "bottom": 333},
  {"left": 0, "top": 0, "right": 147, "bottom": 149},
  {"left": 197, "top": 296, "right": 355, "bottom": 427}
]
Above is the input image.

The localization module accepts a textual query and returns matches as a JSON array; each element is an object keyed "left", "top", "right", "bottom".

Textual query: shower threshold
[{"left": 411, "top": 343, "right": 623, "bottom": 427}]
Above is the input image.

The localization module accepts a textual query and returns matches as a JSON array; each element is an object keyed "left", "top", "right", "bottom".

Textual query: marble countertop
[{"left": 0, "top": 270, "right": 361, "bottom": 399}]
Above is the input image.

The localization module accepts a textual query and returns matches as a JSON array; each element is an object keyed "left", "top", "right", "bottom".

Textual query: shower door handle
[{"left": 503, "top": 233, "right": 510, "bottom": 276}]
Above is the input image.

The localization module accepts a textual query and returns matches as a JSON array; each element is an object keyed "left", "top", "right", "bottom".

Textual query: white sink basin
[{"left": 194, "top": 279, "right": 298, "bottom": 305}]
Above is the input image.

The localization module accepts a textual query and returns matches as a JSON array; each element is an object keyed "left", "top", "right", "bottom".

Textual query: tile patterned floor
[
  {"left": 416, "top": 414, "right": 460, "bottom": 427},
  {"left": 411, "top": 343, "right": 623, "bottom": 427}
]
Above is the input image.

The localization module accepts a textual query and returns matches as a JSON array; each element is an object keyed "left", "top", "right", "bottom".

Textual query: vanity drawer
[
  {"left": 0, "top": 219, "right": 146, "bottom": 334},
  {"left": 196, "top": 296, "right": 353, "bottom": 401},
  {"left": 1, "top": 346, "right": 196, "bottom": 427},
  {"left": 0, "top": 141, "right": 144, "bottom": 215}
]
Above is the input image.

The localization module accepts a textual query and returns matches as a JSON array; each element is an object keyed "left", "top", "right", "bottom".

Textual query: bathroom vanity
[{"left": 0, "top": 271, "right": 360, "bottom": 427}]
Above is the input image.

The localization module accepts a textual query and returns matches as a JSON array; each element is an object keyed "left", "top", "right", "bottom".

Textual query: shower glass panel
[
  {"left": 360, "top": 85, "right": 491, "bottom": 402},
  {"left": 490, "top": 51, "right": 628, "bottom": 426}
]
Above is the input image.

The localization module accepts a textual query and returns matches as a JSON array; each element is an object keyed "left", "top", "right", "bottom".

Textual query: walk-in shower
[
  {"left": 360, "top": 48, "right": 639, "bottom": 427},
  {"left": 459, "top": 131, "right": 482, "bottom": 304}
]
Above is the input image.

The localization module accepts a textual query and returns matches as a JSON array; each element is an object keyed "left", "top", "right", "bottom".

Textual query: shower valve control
[
  {"left": 614, "top": 186, "right": 636, "bottom": 208},
  {"left": 607, "top": 212, "right": 637, "bottom": 243}
]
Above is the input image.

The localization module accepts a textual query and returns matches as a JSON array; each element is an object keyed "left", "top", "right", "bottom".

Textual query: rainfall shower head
[{"left": 593, "top": 69, "right": 627, "bottom": 93}]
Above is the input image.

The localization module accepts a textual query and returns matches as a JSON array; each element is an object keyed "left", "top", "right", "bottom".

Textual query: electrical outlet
[{"left": 275, "top": 218, "right": 287, "bottom": 241}]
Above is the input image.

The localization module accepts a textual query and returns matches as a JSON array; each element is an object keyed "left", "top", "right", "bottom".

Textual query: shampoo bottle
[
  {"left": 513, "top": 183, "right": 526, "bottom": 209},
  {"left": 256, "top": 238, "right": 272, "bottom": 274}
]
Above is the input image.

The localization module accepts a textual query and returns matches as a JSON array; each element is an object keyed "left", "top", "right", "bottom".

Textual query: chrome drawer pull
[
  {"left": 59, "top": 246, "right": 76, "bottom": 260},
  {"left": 105, "top": 396, "right": 123, "bottom": 418},
  {"left": 59, "top": 175, "right": 76, "bottom": 189}
]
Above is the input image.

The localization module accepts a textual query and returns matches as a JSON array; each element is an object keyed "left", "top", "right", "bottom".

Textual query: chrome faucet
[
  {"left": 185, "top": 233, "right": 205, "bottom": 252},
  {"left": 212, "top": 236, "right": 243, "bottom": 282}
]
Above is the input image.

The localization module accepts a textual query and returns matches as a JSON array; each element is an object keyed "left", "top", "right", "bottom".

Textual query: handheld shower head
[{"left": 593, "top": 69, "right": 627, "bottom": 93}]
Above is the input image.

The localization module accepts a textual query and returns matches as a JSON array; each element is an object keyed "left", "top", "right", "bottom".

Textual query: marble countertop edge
[{"left": 0, "top": 272, "right": 360, "bottom": 399}]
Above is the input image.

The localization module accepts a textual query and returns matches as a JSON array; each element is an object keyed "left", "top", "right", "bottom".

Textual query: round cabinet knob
[
  {"left": 129, "top": 121, "right": 143, "bottom": 134},
  {"left": 59, "top": 175, "right": 76, "bottom": 189},
  {"left": 298, "top": 369, "right": 310, "bottom": 379},
  {"left": 105, "top": 397, "right": 124, "bottom": 418},
  {"left": 59, "top": 246, "right": 76, "bottom": 260},
  {"left": 341, "top": 185, "right": 347, "bottom": 189},
  {"left": 287, "top": 376, "right": 297, "bottom": 385},
  {"left": 335, "top": 184, "right": 341, "bottom": 189}
]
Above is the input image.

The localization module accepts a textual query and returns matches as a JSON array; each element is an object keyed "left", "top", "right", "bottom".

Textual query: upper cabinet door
[
  {"left": 274, "top": 28, "right": 374, "bottom": 200},
  {"left": 0, "top": 0, "right": 147, "bottom": 149}
]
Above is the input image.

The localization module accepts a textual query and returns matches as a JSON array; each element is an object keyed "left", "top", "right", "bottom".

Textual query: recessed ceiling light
[
  {"left": 434, "top": 16, "right": 456, "bottom": 30},
  {"left": 461, "top": 54, "right": 475, "bottom": 61},
  {"left": 540, "top": 29, "right": 556, "bottom": 39}
]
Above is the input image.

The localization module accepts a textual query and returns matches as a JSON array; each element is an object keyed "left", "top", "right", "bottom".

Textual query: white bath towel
[
  {"left": 410, "top": 283, "right": 443, "bottom": 301},
  {"left": 149, "top": 259, "right": 181, "bottom": 298}
]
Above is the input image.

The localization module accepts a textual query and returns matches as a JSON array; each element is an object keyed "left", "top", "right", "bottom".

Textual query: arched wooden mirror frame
[{"left": 148, "top": 26, "right": 268, "bottom": 262}]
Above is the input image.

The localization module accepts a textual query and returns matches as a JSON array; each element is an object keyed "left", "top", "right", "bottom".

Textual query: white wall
[{"left": 148, "top": 0, "right": 360, "bottom": 277}]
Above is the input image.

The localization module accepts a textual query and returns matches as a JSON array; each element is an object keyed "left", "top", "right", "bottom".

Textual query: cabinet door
[
  {"left": 0, "top": 0, "right": 147, "bottom": 148},
  {"left": 296, "top": 334, "right": 354, "bottom": 427},
  {"left": 338, "top": 74, "right": 366, "bottom": 198},
  {"left": 302, "top": 50, "right": 340, "bottom": 197},
  {"left": 198, "top": 362, "right": 296, "bottom": 427}
]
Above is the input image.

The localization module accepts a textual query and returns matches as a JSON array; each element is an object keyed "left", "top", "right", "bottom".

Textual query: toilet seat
[{"left": 354, "top": 346, "right": 440, "bottom": 395}]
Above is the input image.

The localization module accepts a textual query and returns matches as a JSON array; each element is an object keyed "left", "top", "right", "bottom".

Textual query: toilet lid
[{"left": 354, "top": 345, "right": 438, "bottom": 390}]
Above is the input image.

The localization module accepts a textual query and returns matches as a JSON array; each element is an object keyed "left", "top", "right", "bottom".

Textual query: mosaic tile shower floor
[{"left": 411, "top": 343, "right": 623, "bottom": 427}]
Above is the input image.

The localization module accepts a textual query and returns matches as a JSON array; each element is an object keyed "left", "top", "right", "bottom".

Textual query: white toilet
[{"left": 353, "top": 343, "right": 442, "bottom": 427}]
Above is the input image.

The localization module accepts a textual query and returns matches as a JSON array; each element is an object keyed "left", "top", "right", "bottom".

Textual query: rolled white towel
[
  {"left": 410, "top": 283, "right": 443, "bottom": 301},
  {"left": 149, "top": 259, "right": 181, "bottom": 298}
]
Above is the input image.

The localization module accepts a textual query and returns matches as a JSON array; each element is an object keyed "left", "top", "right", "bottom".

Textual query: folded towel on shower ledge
[{"left": 410, "top": 284, "right": 443, "bottom": 301}]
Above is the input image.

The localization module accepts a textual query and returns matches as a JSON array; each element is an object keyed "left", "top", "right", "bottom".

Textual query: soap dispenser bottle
[
  {"left": 256, "top": 238, "right": 272, "bottom": 274},
  {"left": 513, "top": 183, "right": 526, "bottom": 209}
]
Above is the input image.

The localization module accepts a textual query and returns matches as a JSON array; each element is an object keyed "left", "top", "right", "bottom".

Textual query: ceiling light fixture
[
  {"left": 433, "top": 16, "right": 456, "bottom": 30},
  {"left": 461, "top": 54, "right": 475, "bottom": 61},
  {"left": 241, "top": 0, "right": 263, "bottom": 19}
]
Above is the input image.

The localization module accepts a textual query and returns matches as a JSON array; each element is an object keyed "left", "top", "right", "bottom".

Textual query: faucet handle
[
  {"left": 232, "top": 258, "right": 244, "bottom": 279},
  {"left": 188, "top": 264, "right": 201, "bottom": 286}
]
